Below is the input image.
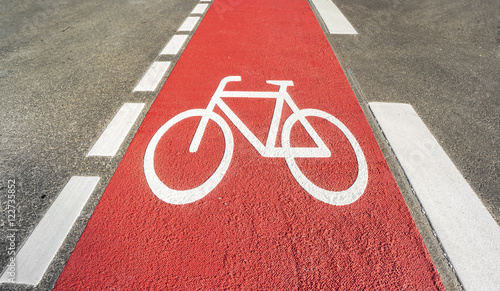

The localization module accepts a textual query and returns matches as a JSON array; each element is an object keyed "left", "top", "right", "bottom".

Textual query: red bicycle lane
[{"left": 54, "top": 0, "right": 444, "bottom": 289}]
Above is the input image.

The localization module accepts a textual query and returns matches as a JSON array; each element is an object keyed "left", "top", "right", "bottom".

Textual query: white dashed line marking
[
  {"left": 160, "top": 34, "right": 189, "bottom": 55},
  {"left": 87, "top": 103, "right": 145, "bottom": 157},
  {"left": 310, "top": 0, "right": 357, "bottom": 34},
  {"left": 0, "top": 176, "right": 100, "bottom": 286},
  {"left": 191, "top": 3, "right": 209, "bottom": 15},
  {"left": 133, "top": 61, "right": 171, "bottom": 92},
  {"left": 369, "top": 102, "right": 500, "bottom": 291},
  {"left": 178, "top": 16, "right": 200, "bottom": 32},
  {"left": 0, "top": 0, "right": 214, "bottom": 287}
]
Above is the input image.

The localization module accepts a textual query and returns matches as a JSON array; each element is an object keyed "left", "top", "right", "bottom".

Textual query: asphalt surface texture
[{"left": 0, "top": 0, "right": 498, "bottom": 290}]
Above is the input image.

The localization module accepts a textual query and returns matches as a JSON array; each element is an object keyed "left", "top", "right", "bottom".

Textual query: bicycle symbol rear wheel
[
  {"left": 144, "top": 109, "right": 234, "bottom": 204},
  {"left": 282, "top": 109, "right": 368, "bottom": 206}
]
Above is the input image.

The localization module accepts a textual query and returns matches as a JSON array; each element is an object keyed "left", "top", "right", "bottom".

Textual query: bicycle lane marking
[{"left": 55, "top": 0, "right": 445, "bottom": 289}]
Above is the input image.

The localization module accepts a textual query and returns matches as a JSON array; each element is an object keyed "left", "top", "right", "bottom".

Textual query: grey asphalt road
[
  {"left": 320, "top": 1, "right": 499, "bottom": 289},
  {"left": 1, "top": 0, "right": 199, "bottom": 290},
  {"left": 0, "top": 0, "right": 497, "bottom": 290},
  {"left": 327, "top": 0, "right": 499, "bottom": 225}
]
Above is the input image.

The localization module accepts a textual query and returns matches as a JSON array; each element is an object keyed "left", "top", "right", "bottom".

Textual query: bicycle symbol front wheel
[
  {"left": 282, "top": 109, "right": 368, "bottom": 206},
  {"left": 144, "top": 109, "right": 234, "bottom": 205}
]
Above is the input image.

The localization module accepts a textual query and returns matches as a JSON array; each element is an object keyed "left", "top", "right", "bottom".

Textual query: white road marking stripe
[
  {"left": 133, "top": 61, "right": 171, "bottom": 92},
  {"left": 310, "top": 0, "right": 357, "bottom": 34},
  {"left": 191, "top": 3, "right": 209, "bottom": 15},
  {"left": 0, "top": 1, "right": 211, "bottom": 286},
  {"left": 369, "top": 102, "right": 500, "bottom": 291},
  {"left": 87, "top": 103, "right": 145, "bottom": 157},
  {"left": 0, "top": 176, "right": 100, "bottom": 286},
  {"left": 178, "top": 16, "right": 200, "bottom": 32},
  {"left": 160, "top": 34, "right": 189, "bottom": 55}
]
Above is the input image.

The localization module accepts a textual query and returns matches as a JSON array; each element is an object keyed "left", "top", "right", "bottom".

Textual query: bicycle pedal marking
[{"left": 144, "top": 76, "right": 368, "bottom": 205}]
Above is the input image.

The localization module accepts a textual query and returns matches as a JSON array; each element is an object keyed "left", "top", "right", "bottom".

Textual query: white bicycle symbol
[{"left": 144, "top": 76, "right": 368, "bottom": 205}]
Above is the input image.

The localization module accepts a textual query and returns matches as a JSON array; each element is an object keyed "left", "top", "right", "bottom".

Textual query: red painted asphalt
[{"left": 55, "top": 0, "right": 444, "bottom": 289}]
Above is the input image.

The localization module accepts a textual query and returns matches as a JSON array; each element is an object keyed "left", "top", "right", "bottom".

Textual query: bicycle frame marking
[{"left": 189, "top": 76, "right": 331, "bottom": 158}]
